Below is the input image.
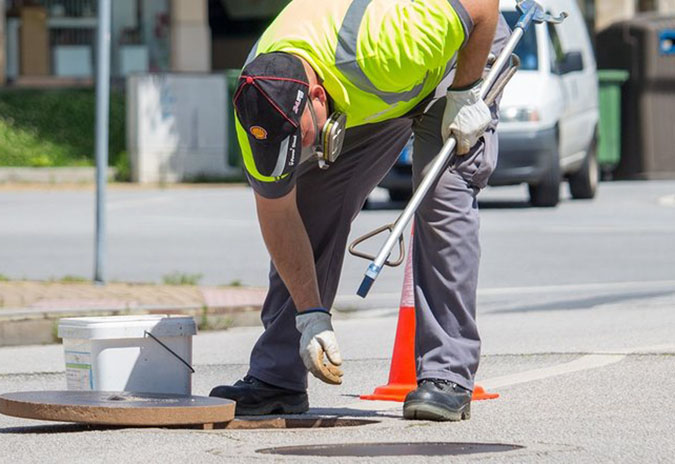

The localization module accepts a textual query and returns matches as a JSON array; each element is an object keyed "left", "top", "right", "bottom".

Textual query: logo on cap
[
  {"left": 250, "top": 126, "right": 268, "bottom": 140},
  {"left": 293, "top": 90, "right": 305, "bottom": 114}
]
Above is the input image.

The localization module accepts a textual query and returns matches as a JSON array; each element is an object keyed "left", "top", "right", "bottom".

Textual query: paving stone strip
[{"left": 0, "top": 282, "right": 267, "bottom": 347}]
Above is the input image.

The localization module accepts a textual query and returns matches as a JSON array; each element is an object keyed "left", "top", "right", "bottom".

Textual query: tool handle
[{"left": 348, "top": 223, "right": 405, "bottom": 267}]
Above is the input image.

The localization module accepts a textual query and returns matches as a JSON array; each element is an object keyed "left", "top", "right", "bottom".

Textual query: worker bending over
[{"left": 211, "top": 0, "right": 509, "bottom": 421}]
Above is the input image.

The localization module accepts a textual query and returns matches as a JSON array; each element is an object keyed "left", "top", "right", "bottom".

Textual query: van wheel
[
  {"left": 529, "top": 146, "right": 561, "bottom": 207},
  {"left": 569, "top": 135, "right": 598, "bottom": 200},
  {"left": 389, "top": 189, "right": 412, "bottom": 202}
]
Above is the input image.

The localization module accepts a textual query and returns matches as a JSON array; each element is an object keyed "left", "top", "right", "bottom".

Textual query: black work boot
[
  {"left": 403, "top": 379, "right": 472, "bottom": 421},
  {"left": 209, "top": 375, "right": 309, "bottom": 415}
]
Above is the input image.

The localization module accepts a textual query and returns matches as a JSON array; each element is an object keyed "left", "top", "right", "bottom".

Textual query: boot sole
[
  {"left": 235, "top": 398, "right": 310, "bottom": 416},
  {"left": 403, "top": 401, "right": 471, "bottom": 422}
]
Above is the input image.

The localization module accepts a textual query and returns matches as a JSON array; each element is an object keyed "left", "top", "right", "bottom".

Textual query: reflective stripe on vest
[
  {"left": 246, "top": 1, "right": 453, "bottom": 106},
  {"left": 335, "top": 0, "right": 428, "bottom": 105}
]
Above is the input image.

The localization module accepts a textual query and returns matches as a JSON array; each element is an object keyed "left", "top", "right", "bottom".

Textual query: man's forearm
[
  {"left": 451, "top": 0, "right": 499, "bottom": 89},
  {"left": 255, "top": 188, "right": 322, "bottom": 312}
]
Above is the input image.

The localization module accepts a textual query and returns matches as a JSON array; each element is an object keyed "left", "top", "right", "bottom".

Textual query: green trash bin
[
  {"left": 597, "top": 70, "right": 629, "bottom": 173},
  {"left": 225, "top": 69, "right": 243, "bottom": 169}
]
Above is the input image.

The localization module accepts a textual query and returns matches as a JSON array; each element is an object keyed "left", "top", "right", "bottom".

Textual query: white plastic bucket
[{"left": 57, "top": 315, "right": 197, "bottom": 395}]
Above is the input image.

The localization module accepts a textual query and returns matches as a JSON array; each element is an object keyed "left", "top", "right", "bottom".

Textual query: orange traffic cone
[{"left": 360, "top": 230, "right": 498, "bottom": 402}]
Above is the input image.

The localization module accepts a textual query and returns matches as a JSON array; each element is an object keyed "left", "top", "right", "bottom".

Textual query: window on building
[
  {"left": 5, "top": 0, "right": 171, "bottom": 81},
  {"left": 638, "top": 0, "right": 658, "bottom": 12}
]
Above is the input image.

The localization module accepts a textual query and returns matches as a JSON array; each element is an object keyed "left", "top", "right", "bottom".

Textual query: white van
[{"left": 492, "top": 0, "right": 600, "bottom": 206}]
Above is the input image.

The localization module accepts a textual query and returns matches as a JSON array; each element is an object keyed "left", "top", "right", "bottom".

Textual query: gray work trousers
[
  {"left": 248, "top": 19, "right": 509, "bottom": 394},
  {"left": 247, "top": 110, "right": 500, "bottom": 393}
]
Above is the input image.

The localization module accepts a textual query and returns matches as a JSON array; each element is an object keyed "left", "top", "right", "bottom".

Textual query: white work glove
[
  {"left": 442, "top": 82, "right": 492, "bottom": 155},
  {"left": 295, "top": 309, "right": 343, "bottom": 385}
]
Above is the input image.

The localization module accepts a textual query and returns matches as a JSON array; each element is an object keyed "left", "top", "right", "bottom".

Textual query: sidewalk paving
[{"left": 0, "top": 281, "right": 267, "bottom": 347}]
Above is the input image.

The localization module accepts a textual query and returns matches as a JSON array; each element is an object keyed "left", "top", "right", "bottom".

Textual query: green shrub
[
  {"left": 0, "top": 88, "right": 126, "bottom": 169},
  {"left": 162, "top": 271, "right": 203, "bottom": 286},
  {"left": 55, "top": 275, "right": 88, "bottom": 283}
]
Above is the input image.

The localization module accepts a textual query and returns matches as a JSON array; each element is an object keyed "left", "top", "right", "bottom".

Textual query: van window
[{"left": 502, "top": 11, "right": 539, "bottom": 70}]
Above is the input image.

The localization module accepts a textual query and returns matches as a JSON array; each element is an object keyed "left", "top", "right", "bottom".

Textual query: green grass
[
  {"left": 162, "top": 271, "right": 203, "bottom": 286},
  {"left": 55, "top": 275, "right": 88, "bottom": 283},
  {"left": 0, "top": 88, "right": 128, "bottom": 179},
  {"left": 0, "top": 274, "right": 9, "bottom": 282}
]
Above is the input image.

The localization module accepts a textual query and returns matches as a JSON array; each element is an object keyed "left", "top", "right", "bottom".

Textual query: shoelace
[{"left": 419, "top": 378, "right": 463, "bottom": 391}]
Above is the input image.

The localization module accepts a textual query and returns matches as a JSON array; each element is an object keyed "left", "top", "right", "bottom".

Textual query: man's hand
[
  {"left": 296, "top": 309, "right": 343, "bottom": 385},
  {"left": 445, "top": 0, "right": 499, "bottom": 154},
  {"left": 442, "top": 83, "right": 492, "bottom": 154}
]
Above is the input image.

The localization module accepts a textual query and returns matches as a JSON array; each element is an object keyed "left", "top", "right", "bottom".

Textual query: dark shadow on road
[
  {"left": 484, "top": 290, "right": 675, "bottom": 315},
  {"left": 0, "top": 411, "right": 388, "bottom": 434},
  {"left": 258, "top": 441, "right": 525, "bottom": 457},
  {"left": 308, "top": 407, "right": 401, "bottom": 419},
  {"left": 0, "top": 423, "right": 125, "bottom": 434},
  {"left": 362, "top": 199, "right": 407, "bottom": 211},
  {"left": 477, "top": 199, "right": 532, "bottom": 209},
  {"left": 364, "top": 199, "right": 533, "bottom": 211}
]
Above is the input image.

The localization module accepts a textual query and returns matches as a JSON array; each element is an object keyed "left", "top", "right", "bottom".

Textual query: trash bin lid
[{"left": 598, "top": 69, "right": 630, "bottom": 83}]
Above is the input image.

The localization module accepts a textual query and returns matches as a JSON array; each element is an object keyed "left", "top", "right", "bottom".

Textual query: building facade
[
  {"left": 0, "top": 0, "right": 210, "bottom": 85},
  {"left": 1, "top": 0, "right": 674, "bottom": 85},
  {"left": 584, "top": 0, "right": 675, "bottom": 30}
]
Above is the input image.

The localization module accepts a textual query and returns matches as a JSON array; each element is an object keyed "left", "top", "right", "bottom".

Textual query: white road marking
[
  {"left": 477, "top": 279, "right": 675, "bottom": 296},
  {"left": 658, "top": 194, "right": 675, "bottom": 207},
  {"left": 479, "top": 343, "right": 675, "bottom": 390},
  {"left": 336, "top": 279, "right": 675, "bottom": 308},
  {"left": 478, "top": 354, "right": 625, "bottom": 390},
  {"left": 343, "top": 354, "right": 626, "bottom": 413},
  {"left": 341, "top": 344, "right": 675, "bottom": 412},
  {"left": 538, "top": 225, "right": 675, "bottom": 234}
]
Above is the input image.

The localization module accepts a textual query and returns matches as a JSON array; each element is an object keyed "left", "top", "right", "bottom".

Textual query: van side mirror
[{"left": 558, "top": 51, "right": 584, "bottom": 74}]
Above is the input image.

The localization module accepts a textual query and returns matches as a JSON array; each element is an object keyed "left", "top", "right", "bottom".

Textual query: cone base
[
  {"left": 360, "top": 384, "right": 499, "bottom": 402},
  {"left": 472, "top": 385, "right": 500, "bottom": 401},
  {"left": 360, "top": 383, "right": 415, "bottom": 402}
]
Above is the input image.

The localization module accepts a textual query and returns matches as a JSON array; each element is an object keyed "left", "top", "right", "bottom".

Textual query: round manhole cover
[
  {"left": 257, "top": 442, "right": 524, "bottom": 457},
  {"left": 0, "top": 391, "right": 234, "bottom": 426}
]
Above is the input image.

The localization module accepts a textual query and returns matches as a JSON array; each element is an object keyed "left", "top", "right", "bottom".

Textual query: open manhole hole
[
  {"left": 220, "top": 417, "right": 378, "bottom": 430},
  {"left": 257, "top": 442, "right": 524, "bottom": 457}
]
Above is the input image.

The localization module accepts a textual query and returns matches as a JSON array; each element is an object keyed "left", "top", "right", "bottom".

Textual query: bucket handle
[{"left": 144, "top": 331, "right": 195, "bottom": 374}]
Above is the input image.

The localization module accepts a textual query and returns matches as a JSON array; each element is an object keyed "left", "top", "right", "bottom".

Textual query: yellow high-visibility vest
[{"left": 238, "top": 0, "right": 468, "bottom": 182}]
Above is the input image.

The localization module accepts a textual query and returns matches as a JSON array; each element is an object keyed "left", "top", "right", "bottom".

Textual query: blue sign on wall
[{"left": 660, "top": 30, "right": 675, "bottom": 56}]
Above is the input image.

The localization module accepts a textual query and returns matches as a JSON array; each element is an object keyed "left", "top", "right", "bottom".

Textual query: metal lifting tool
[{"left": 350, "top": 0, "right": 567, "bottom": 298}]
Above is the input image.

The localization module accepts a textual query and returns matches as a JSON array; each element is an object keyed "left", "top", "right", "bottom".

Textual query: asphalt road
[
  {"left": 1, "top": 293, "right": 674, "bottom": 462},
  {"left": 1, "top": 181, "right": 674, "bottom": 310},
  {"left": 1, "top": 180, "right": 674, "bottom": 462}
]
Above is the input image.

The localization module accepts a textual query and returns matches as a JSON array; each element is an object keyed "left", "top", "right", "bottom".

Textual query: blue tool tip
[{"left": 357, "top": 276, "right": 375, "bottom": 298}]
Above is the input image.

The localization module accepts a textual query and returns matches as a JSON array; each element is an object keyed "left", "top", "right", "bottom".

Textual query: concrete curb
[
  {"left": 0, "top": 302, "right": 263, "bottom": 347},
  {"left": 0, "top": 167, "right": 117, "bottom": 184}
]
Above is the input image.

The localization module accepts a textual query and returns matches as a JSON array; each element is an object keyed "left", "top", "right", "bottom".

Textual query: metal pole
[{"left": 94, "top": 0, "right": 111, "bottom": 284}]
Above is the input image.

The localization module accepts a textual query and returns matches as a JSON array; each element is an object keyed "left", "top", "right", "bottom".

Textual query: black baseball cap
[{"left": 233, "top": 52, "right": 310, "bottom": 178}]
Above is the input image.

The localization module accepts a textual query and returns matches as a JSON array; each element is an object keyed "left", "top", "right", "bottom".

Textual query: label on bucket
[{"left": 65, "top": 350, "right": 93, "bottom": 390}]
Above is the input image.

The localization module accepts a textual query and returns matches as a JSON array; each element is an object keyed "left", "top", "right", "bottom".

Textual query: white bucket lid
[{"left": 58, "top": 315, "right": 197, "bottom": 340}]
